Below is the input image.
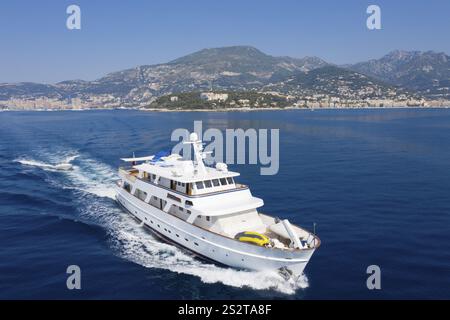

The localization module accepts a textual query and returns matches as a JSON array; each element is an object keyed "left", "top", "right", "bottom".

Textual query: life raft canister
[{"left": 234, "top": 231, "right": 270, "bottom": 247}]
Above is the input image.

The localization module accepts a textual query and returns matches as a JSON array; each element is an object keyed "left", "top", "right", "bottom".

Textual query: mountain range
[
  {"left": 347, "top": 50, "right": 450, "bottom": 99},
  {"left": 1, "top": 46, "right": 449, "bottom": 110}
]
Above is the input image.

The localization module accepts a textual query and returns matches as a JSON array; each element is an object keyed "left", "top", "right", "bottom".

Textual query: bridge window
[
  {"left": 212, "top": 179, "right": 220, "bottom": 187},
  {"left": 227, "top": 177, "right": 234, "bottom": 184},
  {"left": 195, "top": 181, "right": 204, "bottom": 189},
  {"left": 204, "top": 180, "right": 212, "bottom": 188},
  {"left": 220, "top": 178, "right": 227, "bottom": 185}
]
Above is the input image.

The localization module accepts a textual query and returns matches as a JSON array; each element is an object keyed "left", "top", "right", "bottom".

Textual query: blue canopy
[{"left": 150, "top": 150, "right": 170, "bottom": 163}]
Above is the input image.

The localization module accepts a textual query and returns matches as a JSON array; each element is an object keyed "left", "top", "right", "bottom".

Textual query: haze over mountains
[
  {"left": 1, "top": 46, "right": 449, "bottom": 110},
  {"left": 347, "top": 50, "right": 450, "bottom": 99}
]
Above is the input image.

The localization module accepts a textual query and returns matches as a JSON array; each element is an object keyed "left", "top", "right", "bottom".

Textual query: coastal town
[{"left": 1, "top": 90, "right": 447, "bottom": 111}]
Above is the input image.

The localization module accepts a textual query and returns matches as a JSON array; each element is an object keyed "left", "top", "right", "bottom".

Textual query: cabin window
[
  {"left": 186, "top": 200, "right": 193, "bottom": 206},
  {"left": 123, "top": 182, "right": 131, "bottom": 192},
  {"left": 227, "top": 177, "right": 234, "bottom": 184},
  {"left": 204, "top": 180, "right": 212, "bottom": 188},
  {"left": 195, "top": 181, "right": 205, "bottom": 189},
  {"left": 181, "top": 183, "right": 185, "bottom": 187},
  {"left": 134, "top": 188, "right": 147, "bottom": 201},
  {"left": 167, "top": 193, "right": 181, "bottom": 202},
  {"left": 179, "top": 207, "right": 184, "bottom": 212},
  {"left": 187, "top": 210, "right": 191, "bottom": 215},
  {"left": 212, "top": 179, "right": 220, "bottom": 187},
  {"left": 206, "top": 216, "right": 210, "bottom": 222},
  {"left": 220, "top": 178, "right": 227, "bottom": 185}
]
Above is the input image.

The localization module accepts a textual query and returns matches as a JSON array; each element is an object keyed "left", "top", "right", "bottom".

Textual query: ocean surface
[{"left": 0, "top": 109, "right": 449, "bottom": 299}]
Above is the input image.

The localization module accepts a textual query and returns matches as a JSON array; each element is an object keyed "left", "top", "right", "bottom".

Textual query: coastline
[{"left": 1, "top": 105, "right": 450, "bottom": 113}]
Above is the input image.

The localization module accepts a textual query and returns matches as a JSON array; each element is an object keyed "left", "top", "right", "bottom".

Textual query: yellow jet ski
[{"left": 234, "top": 231, "right": 270, "bottom": 247}]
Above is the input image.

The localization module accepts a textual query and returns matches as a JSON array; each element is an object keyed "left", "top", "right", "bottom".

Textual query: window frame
[
  {"left": 204, "top": 180, "right": 212, "bottom": 188},
  {"left": 195, "top": 181, "right": 205, "bottom": 189}
]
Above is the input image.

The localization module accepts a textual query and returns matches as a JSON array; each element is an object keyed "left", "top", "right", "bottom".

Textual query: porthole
[{"left": 194, "top": 242, "right": 199, "bottom": 246}]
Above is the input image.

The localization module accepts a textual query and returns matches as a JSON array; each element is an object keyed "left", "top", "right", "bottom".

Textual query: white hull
[{"left": 115, "top": 185, "right": 316, "bottom": 277}]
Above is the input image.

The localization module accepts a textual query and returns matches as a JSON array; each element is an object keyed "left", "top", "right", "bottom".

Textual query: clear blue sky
[{"left": 0, "top": 0, "right": 449, "bottom": 83}]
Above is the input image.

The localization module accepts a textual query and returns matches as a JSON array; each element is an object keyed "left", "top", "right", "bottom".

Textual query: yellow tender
[{"left": 234, "top": 231, "right": 270, "bottom": 247}]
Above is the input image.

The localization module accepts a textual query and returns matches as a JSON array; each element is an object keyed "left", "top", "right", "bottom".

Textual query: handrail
[
  {"left": 116, "top": 182, "right": 317, "bottom": 252},
  {"left": 119, "top": 168, "right": 248, "bottom": 199}
]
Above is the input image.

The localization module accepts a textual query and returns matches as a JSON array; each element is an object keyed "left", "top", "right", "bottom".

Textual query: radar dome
[{"left": 189, "top": 132, "right": 198, "bottom": 142}]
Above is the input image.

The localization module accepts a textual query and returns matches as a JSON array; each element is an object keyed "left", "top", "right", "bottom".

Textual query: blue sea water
[{"left": 0, "top": 109, "right": 449, "bottom": 299}]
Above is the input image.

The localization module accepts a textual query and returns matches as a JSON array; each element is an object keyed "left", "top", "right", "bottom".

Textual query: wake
[
  {"left": 18, "top": 149, "right": 308, "bottom": 295},
  {"left": 16, "top": 155, "right": 78, "bottom": 171}
]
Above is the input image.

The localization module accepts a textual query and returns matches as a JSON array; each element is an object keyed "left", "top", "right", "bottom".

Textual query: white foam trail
[
  {"left": 65, "top": 160, "right": 117, "bottom": 199},
  {"left": 20, "top": 149, "right": 308, "bottom": 294},
  {"left": 16, "top": 155, "right": 77, "bottom": 172},
  {"left": 106, "top": 214, "right": 308, "bottom": 294},
  {"left": 17, "top": 159, "right": 56, "bottom": 170},
  {"left": 64, "top": 154, "right": 79, "bottom": 163}
]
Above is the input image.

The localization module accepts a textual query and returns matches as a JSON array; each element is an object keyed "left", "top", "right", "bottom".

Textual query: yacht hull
[{"left": 115, "top": 186, "right": 315, "bottom": 277}]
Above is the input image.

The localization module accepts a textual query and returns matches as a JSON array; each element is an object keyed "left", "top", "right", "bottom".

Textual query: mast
[{"left": 186, "top": 132, "right": 207, "bottom": 175}]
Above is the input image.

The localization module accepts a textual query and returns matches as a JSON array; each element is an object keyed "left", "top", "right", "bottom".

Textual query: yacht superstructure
[{"left": 115, "top": 133, "right": 320, "bottom": 279}]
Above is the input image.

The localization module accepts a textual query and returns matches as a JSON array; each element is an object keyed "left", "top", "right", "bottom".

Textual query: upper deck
[
  {"left": 121, "top": 132, "right": 245, "bottom": 196},
  {"left": 133, "top": 156, "right": 240, "bottom": 184}
]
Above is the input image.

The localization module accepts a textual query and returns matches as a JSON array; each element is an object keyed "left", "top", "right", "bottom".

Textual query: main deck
[{"left": 117, "top": 167, "right": 320, "bottom": 252}]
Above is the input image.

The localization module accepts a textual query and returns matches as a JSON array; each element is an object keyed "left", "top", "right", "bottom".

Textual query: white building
[{"left": 200, "top": 92, "right": 229, "bottom": 102}]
